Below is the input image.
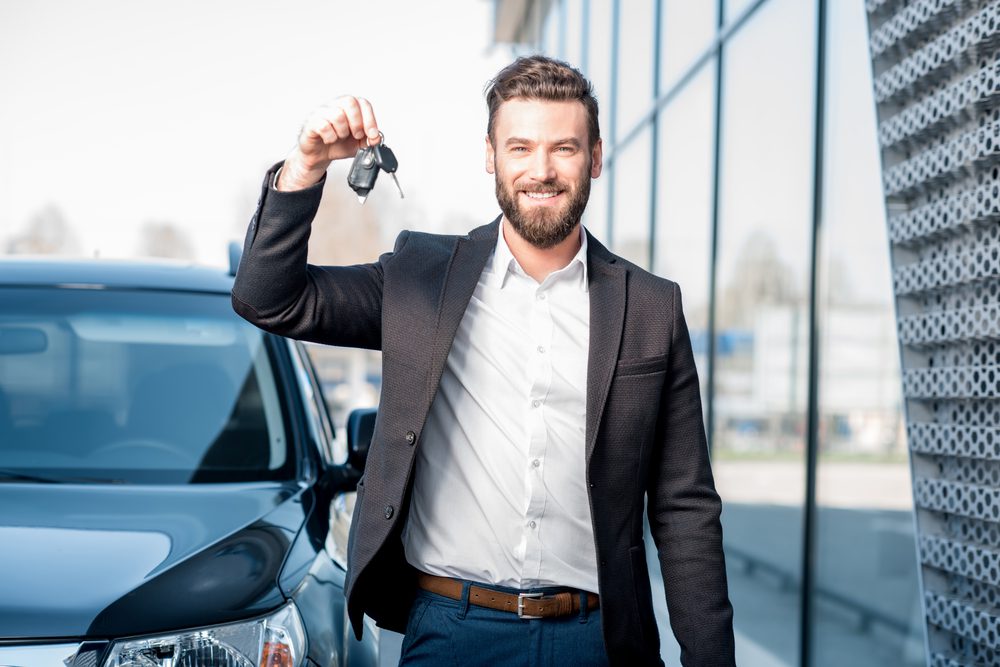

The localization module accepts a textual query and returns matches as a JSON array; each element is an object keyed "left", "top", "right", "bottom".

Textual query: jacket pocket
[{"left": 615, "top": 354, "right": 668, "bottom": 377}]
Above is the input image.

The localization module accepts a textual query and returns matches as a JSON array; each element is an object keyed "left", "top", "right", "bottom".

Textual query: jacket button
[
  {"left": 405, "top": 431, "right": 416, "bottom": 445},
  {"left": 384, "top": 505, "right": 394, "bottom": 519},
  {"left": 600, "top": 560, "right": 607, "bottom": 567}
]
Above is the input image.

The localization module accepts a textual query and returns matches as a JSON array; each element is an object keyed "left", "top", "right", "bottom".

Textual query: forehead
[{"left": 493, "top": 98, "right": 589, "bottom": 141}]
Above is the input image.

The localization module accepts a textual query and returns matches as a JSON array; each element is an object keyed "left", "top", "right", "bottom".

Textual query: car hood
[{"left": 0, "top": 482, "right": 306, "bottom": 639}]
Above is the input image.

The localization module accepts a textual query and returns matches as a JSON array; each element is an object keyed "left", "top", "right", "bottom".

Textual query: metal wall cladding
[{"left": 868, "top": 0, "right": 1000, "bottom": 664}]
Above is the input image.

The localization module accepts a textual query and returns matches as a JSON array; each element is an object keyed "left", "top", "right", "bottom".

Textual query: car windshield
[{"left": 0, "top": 286, "right": 293, "bottom": 484}]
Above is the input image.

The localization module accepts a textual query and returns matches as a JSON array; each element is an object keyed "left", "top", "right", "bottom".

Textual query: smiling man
[{"left": 232, "top": 56, "right": 735, "bottom": 667}]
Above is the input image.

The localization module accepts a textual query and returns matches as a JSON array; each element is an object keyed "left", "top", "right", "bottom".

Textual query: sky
[
  {"left": 0, "top": 0, "right": 892, "bottom": 304},
  {"left": 0, "top": 0, "right": 513, "bottom": 266}
]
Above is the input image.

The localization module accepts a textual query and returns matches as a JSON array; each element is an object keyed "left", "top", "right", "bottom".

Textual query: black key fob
[{"left": 347, "top": 146, "right": 379, "bottom": 204}]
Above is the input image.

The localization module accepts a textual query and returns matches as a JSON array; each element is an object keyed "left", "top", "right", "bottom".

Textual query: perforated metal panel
[{"left": 868, "top": 1, "right": 1000, "bottom": 664}]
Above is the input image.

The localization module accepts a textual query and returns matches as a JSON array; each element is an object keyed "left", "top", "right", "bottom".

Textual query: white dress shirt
[{"left": 402, "top": 222, "right": 598, "bottom": 593}]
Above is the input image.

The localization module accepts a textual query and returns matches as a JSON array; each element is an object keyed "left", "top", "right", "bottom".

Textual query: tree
[
  {"left": 307, "top": 176, "right": 386, "bottom": 265},
  {"left": 5, "top": 204, "right": 81, "bottom": 255},
  {"left": 137, "top": 222, "right": 195, "bottom": 260}
]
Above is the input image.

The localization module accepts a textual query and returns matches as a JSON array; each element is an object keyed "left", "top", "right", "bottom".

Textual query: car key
[
  {"left": 373, "top": 141, "right": 404, "bottom": 199},
  {"left": 347, "top": 145, "right": 379, "bottom": 204}
]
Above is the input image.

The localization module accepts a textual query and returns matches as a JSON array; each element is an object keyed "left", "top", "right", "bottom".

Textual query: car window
[
  {"left": 287, "top": 340, "right": 340, "bottom": 466},
  {"left": 0, "top": 287, "right": 294, "bottom": 484}
]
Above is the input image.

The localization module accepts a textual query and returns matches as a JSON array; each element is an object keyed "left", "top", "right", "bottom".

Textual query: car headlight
[{"left": 102, "top": 602, "right": 306, "bottom": 667}]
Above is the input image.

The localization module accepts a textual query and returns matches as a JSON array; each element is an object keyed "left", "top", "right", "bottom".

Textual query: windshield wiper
[{"left": 0, "top": 469, "right": 125, "bottom": 484}]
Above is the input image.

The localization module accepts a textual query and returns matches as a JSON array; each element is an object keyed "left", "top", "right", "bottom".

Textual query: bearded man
[{"left": 232, "top": 55, "right": 735, "bottom": 667}]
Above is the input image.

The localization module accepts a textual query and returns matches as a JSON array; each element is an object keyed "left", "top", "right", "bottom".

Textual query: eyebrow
[{"left": 504, "top": 137, "right": 582, "bottom": 148}]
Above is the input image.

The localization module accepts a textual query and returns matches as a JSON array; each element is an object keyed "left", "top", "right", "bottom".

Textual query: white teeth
[{"left": 525, "top": 191, "right": 558, "bottom": 199}]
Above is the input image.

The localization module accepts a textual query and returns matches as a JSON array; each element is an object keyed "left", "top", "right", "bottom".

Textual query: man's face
[{"left": 486, "top": 98, "right": 602, "bottom": 249}]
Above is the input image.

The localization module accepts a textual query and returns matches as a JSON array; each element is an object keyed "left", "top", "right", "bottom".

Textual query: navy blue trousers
[{"left": 398, "top": 582, "right": 610, "bottom": 667}]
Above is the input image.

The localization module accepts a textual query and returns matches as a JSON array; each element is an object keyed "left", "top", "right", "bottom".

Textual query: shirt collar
[{"left": 489, "top": 222, "right": 589, "bottom": 292}]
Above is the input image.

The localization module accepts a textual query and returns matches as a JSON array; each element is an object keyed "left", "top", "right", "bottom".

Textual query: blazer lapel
[
  {"left": 423, "top": 217, "right": 499, "bottom": 407},
  {"left": 585, "top": 231, "right": 627, "bottom": 464}
]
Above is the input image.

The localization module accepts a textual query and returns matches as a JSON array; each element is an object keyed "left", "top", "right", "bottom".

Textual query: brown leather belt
[{"left": 417, "top": 573, "right": 599, "bottom": 619}]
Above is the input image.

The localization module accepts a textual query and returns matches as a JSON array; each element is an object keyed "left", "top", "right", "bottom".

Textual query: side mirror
[{"left": 346, "top": 407, "right": 377, "bottom": 472}]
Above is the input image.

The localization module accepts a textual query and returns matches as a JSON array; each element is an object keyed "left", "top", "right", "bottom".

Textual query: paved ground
[{"left": 650, "top": 503, "right": 926, "bottom": 666}]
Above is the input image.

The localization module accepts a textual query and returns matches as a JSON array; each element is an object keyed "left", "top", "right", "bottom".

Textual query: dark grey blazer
[{"left": 232, "top": 164, "right": 735, "bottom": 666}]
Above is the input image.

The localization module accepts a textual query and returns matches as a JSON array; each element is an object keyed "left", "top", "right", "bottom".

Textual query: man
[{"left": 232, "top": 56, "right": 734, "bottom": 666}]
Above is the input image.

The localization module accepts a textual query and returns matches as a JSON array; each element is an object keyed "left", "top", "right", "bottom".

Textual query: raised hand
[{"left": 277, "top": 96, "right": 381, "bottom": 191}]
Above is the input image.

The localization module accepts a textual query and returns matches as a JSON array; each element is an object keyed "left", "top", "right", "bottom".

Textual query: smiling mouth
[{"left": 522, "top": 191, "right": 562, "bottom": 200}]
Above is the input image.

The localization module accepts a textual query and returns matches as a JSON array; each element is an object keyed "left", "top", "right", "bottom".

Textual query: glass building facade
[{"left": 500, "top": 0, "right": 927, "bottom": 664}]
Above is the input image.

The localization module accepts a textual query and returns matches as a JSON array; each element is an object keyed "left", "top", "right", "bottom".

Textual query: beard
[{"left": 495, "top": 164, "right": 592, "bottom": 249}]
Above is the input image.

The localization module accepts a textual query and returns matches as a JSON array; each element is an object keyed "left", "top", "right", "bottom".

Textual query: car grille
[{"left": 0, "top": 642, "right": 104, "bottom": 666}]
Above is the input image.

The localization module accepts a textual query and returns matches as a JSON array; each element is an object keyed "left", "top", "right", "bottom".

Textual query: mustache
[{"left": 518, "top": 184, "right": 567, "bottom": 193}]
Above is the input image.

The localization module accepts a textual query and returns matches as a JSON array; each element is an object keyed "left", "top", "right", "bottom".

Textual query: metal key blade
[
  {"left": 357, "top": 193, "right": 369, "bottom": 205},
  {"left": 389, "top": 172, "right": 404, "bottom": 199}
]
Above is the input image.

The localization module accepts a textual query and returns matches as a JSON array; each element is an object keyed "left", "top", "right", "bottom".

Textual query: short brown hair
[{"left": 485, "top": 55, "right": 600, "bottom": 148}]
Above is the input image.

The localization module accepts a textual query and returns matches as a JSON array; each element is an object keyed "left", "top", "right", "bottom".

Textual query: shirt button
[
  {"left": 536, "top": 345, "right": 545, "bottom": 354},
  {"left": 531, "top": 399, "right": 541, "bottom": 408},
  {"left": 529, "top": 520, "right": 537, "bottom": 529},
  {"left": 536, "top": 293, "right": 546, "bottom": 301},
  {"left": 384, "top": 505, "right": 394, "bottom": 519},
  {"left": 532, "top": 459, "right": 541, "bottom": 468},
  {"left": 405, "top": 431, "right": 416, "bottom": 445}
]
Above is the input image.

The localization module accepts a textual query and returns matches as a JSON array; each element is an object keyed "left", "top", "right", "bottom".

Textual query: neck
[{"left": 501, "top": 218, "right": 583, "bottom": 283}]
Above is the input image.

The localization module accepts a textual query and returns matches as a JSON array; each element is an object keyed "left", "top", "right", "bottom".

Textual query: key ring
[{"left": 366, "top": 131, "right": 384, "bottom": 147}]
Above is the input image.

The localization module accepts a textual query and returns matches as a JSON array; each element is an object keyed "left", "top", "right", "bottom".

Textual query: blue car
[{"left": 0, "top": 255, "right": 377, "bottom": 667}]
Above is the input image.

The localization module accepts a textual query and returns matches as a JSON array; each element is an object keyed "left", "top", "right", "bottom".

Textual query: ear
[
  {"left": 485, "top": 135, "right": 496, "bottom": 174},
  {"left": 590, "top": 138, "right": 603, "bottom": 178}
]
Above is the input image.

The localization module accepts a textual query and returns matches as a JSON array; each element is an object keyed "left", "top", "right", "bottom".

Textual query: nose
[{"left": 528, "top": 150, "right": 556, "bottom": 182}]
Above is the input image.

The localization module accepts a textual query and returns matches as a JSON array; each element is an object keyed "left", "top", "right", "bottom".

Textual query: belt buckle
[{"left": 517, "top": 591, "right": 545, "bottom": 619}]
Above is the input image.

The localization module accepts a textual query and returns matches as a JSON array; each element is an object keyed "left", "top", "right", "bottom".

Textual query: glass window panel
[
  {"left": 660, "top": 0, "right": 718, "bottom": 91},
  {"left": 586, "top": 0, "right": 614, "bottom": 144},
  {"left": 563, "top": 0, "right": 584, "bottom": 68},
  {"left": 541, "top": 0, "right": 560, "bottom": 55},
  {"left": 615, "top": 0, "right": 656, "bottom": 137},
  {"left": 654, "top": 61, "right": 715, "bottom": 406},
  {"left": 713, "top": 0, "right": 816, "bottom": 664},
  {"left": 584, "top": 162, "right": 610, "bottom": 242},
  {"left": 725, "top": 0, "right": 758, "bottom": 24},
  {"left": 610, "top": 126, "right": 653, "bottom": 268},
  {"left": 648, "top": 63, "right": 717, "bottom": 666},
  {"left": 812, "top": 1, "right": 924, "bottom": 664}
]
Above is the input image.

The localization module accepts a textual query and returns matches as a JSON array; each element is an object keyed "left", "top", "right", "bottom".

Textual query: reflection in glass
[
  {"left": 585, "top": 0, "right": 614, "bottom": 142},
  {"left": 725, "top": 0, "right": 758, "bottom": 25},
  {"left": 660, "top": 1, "right": 717, "bottom": 91},
  {"left": 585, "top": 163, "right": 611, "bottom": 242},
  {"left": 812, "top": 0, "right": 924, "bottom": 664},
  {"left": 541, "top": 0, "right": 560, "bottom": 55},
  {"left": 563, "top": 0, "right": 584, "bottom": 69},
  {"left": 615, "top": 0, "right": 655, "bottom": 136},
  {"left": 712, "top": 0, "right": 816, "bottom": 663},
  {"left": 610, "top": 126, "right": 652, "bottom": 268},
  {"left": 654, "top": 62, "right": 715, "bottom": 401}
]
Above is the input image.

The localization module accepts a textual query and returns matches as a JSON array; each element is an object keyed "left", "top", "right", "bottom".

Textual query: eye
[
  {"left": 556, "top": 146, "right": 576, "bottom": 154},
  {"left": 510, "top": 146, "right": 528, "bottom": 153}
]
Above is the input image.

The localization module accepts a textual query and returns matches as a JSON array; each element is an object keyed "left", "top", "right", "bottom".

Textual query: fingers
[
  {"left": 357, "top": 98, "right": 380, "bottom": 145},
  {"left": 338, "top": 96, "right": 366, "bottom": 142},
  {"left": 295, "top": 96, "right": 383, "bottom": 166}
]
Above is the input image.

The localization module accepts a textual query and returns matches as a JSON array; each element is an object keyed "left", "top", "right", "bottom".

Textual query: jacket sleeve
[
  {"left": 231, "top": 162, "right": 408, "bottom": 350},
  {"left": 647, "top": 282, "right": 736, "bottom": 666}
]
